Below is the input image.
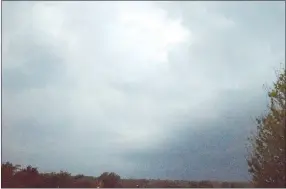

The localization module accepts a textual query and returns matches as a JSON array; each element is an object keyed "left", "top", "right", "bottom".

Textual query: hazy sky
[{"left": 2, "top": 1, "right": 285, "bottom": 181}]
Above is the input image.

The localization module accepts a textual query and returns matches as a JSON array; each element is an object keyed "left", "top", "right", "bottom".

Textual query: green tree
[{"left": 247, "top": 66, "right": 286, "bottom": 187}]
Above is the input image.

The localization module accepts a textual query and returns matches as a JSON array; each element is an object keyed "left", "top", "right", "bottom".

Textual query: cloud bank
[{"left": 2, "top": 1, "right": 285, "bottom": 180}]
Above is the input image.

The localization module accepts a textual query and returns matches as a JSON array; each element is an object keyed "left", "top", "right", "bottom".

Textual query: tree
[
  {"left": 14, "top": 165, "right": 42, "bottom": 187},
  {"left": 198, "top": 180, "right": 213, "bottom": 188},
  {"left": 247, "top": 66, "right": 286, "bottom": 187},
  {"left": 74, "top": 174, "right": 85, "bottom": 179},
  {"left": 56, "top": 171, "right": 73, "bottom": 187},
  {"left": 98, "top": 172, "right": 121, "bottom": 188},
  {"left": 188, "top": 181, "right": 198, "bottom": 188},
  {"left": 1, "top": 162, "right": 21, "bottom": 187}
]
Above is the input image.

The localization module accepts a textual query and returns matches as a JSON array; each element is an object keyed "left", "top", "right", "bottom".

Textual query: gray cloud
[{"left": 2, "top": 1, "right": 284, "bottom": 181}]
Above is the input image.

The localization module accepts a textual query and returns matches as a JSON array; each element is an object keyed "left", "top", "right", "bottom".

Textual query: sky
[{"left": 2, "top": 1, "right": 285, "bottom": 181}]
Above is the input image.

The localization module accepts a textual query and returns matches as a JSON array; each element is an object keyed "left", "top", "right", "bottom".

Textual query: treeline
[
  {"left": 1, "top": 162, "right": 120, "bottom": 188},
  {"left": 1, "top": 162, "right": 249, "bottom": 188}
]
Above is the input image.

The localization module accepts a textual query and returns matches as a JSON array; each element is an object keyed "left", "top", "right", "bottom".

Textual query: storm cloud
[{"left": 2, "top": 1, "right": 285, "bottom": 181}]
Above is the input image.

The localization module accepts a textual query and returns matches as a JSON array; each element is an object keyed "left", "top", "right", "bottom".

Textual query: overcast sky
[{"left": 2, "top": 1, "right": 285, "bottom": 181}]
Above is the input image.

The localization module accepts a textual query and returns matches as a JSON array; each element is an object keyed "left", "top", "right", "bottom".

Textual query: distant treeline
[{"left": 1, "top": 162, "right": 251, "bottom": 188}]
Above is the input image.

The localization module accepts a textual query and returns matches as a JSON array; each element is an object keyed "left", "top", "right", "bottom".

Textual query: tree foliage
[
  {"left": 1, "top": 162, "right": 251, "bottom": 188},
  {"left": 1, "top": 162, "right": 110, "bottom": 188},
  {"left": 1, "top": 162, "right": 21, "bottom": 187},
  {"left": 247, "top": 66, "right": 286, "bottom": 187},
  {"left": 198, "top": 180, "right": 214, "bottom": 188},
  {"left": 98, "top": 172, "right": 121, "bottom": 188}
]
